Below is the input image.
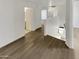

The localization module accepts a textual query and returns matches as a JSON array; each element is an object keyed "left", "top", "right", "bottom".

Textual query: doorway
[
  {"left": 24, "top": 7, "right": 33, "bottom": 34},
  {"left": 73, "top": 1, "right": 79, "bottom": 49}
]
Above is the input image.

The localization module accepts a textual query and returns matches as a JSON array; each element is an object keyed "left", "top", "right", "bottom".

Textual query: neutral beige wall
[{"left": 0, "top": 0, "right": 25, "bottom": 48}]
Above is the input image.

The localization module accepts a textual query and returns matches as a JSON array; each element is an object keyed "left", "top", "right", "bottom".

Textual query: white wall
[
  {"left": 73, "top": 1, "right": 79, "bottom": 28},
  {"left": 65, "top": 0, "right": 73, "bottom": 48},
  {"left": 0, "top": 0, "right": 25, "bottom": 48},
  {"left": 58, "top": 3, "right": 66, "bottom": 26},
  {"left": 32, "top": 6, "right": 42, "bottom": 31}
]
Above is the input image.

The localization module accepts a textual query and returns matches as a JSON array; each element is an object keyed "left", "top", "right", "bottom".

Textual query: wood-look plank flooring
[
  {"left": 73, "top": 28, "right": 79, "bottom": 59},
  {"left": 0, "top": 28, "right": 75, "bottom": 59}
]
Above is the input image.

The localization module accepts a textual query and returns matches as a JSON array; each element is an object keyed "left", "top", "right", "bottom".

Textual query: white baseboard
[
  {"left": 65, "top": 41, "right": 74, "bottom": 49},
  {"left": 0, "top": 34, "right": 25, "bottom": 48},
  {"left": 32, "top": 26, "right": 42, "bottom": 31}
]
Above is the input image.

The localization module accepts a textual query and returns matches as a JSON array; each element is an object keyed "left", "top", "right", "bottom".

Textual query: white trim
[{"left": 0, "top": 34, "right": 25, "bottom": 48}]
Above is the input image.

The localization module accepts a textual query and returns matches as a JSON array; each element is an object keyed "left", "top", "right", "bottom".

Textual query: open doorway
[
  {"left": 24, "top": 7, "right": 33, "bottom": 34},
  {"left": 44, "top": 0, "right": 66, "bottom": 41},
  {"left": 73, "top": 1, "right": 79, "bottom": 49}
]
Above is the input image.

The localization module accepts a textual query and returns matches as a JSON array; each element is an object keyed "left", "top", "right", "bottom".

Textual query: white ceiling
[
  {"left": 23, "top": 0, "right": 66, "bottom": 7},
  {"left": 24, "top": 0, "right": 66, "bottom": 4}
]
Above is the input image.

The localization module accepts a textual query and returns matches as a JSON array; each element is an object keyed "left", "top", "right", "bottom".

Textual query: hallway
[{"left": 0, "top": 28, "right": 74, "bottom": 59}]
